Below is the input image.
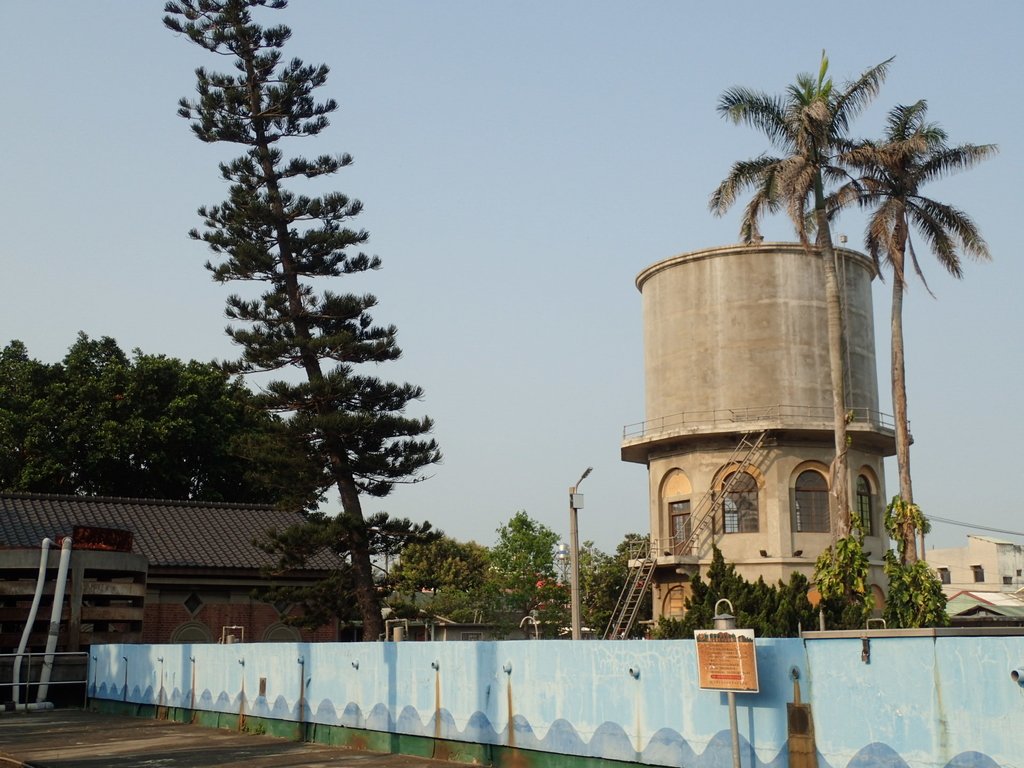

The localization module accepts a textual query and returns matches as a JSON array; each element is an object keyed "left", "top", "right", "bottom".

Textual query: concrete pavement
[{"left": 0, "top": 710, "right": 462, "bottom": 768}]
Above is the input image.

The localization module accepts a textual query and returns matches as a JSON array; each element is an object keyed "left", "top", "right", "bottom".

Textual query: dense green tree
[
  {"left": 0, "top": 341, "right": 54, "bottom": 489},
  {"left": 488, "top": 511, "right": 567, "bottom": 637},
  {"left": 388, "top": 536, "right": 493, "bottom": 624},
  {"left": 654, "top": 547, "right": 818, "bottom": 638},
  {"left": 836, "top": 102, "right": 995, "bottom": 563},
  {"left": 164, "top": 0, "right": 440, "bottom": 640},
  {"left": 710, "top": 53, "right": 890, "bottom": 540},
  {"left": 0, "top": 334, "right": 315, "bottom": 506}
]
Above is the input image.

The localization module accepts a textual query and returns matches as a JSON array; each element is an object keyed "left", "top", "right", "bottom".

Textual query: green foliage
[
  {"left": 388, "top": 536, "right": 493, "bottom": 624},
  {"left": 0, "top": 334, "right": 317, "bottom": 507},
  {"left": 257, "top": 511, "right": 437, "bottom": 633},
  {"left": 814, "top": 535, "right": 874, "bottom": 629},
  {"left": 885, "top": 496, "right": 930, "bottom": 561},
  {"left": 654, "top": 547, "right": 817, "bottom": 638},
  {"left": 578, "top": 533, "right": 651, "bottom": 638},
  {"left": 387, "top": 522, "right": 649, "bottom": 639},
  {"left": 882, "top": 497, "right": 948, "bottom": 628},
  {"left": 165, "top": 0, "right": 440, "bottom": 639},
  {"left": 488, "top": 511, "right": 566, "bottom": 636}
]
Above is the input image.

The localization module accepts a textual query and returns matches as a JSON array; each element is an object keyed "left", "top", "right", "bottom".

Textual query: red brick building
[{"left": 0, "top": 493, "right": 346, "bottom": 650}]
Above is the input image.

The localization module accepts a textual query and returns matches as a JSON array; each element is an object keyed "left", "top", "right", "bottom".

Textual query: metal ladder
[
  {"left": 602, "top": 539, "right": 656, "bottom": 639},
  {"left": 602, "top": 430, "right": 768, "bottom": 640}
]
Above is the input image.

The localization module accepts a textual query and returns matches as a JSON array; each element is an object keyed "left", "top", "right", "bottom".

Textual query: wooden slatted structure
[{"left": 0, "top": 547, "right": 147, "bottom": 653}]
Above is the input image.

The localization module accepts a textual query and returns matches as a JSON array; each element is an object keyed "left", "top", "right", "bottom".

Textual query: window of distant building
[
  {"left": 722, "top": 471, "right": 758, "bottom": 533},
  {"left": 937, "top": 567, "right": 951, "bottom": 585},
  {"left": 855, "top": 475, "right": 874, "bottom": 535},
  {"left": 795, "top": 470, "right": 830, "bottom": 533},
  {"left": 1003, "top": 576, "right": 1013, "bottom": 586},
  {"left": 972, "top": 565, "right": 985, "bottom": 583}
]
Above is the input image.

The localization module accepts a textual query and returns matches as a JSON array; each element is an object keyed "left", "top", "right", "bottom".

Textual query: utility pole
[{"left": 569, "top": 466, "right": 592, "bottom": 641}]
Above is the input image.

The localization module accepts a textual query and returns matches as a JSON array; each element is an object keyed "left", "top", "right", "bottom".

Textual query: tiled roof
[{"left": 0, "top": 492, "right": 340, "bottom": 571}]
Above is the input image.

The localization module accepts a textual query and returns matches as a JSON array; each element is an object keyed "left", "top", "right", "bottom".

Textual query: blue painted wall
[{"left": 89, "top": 635, "right": 1024, "bottom": 768}]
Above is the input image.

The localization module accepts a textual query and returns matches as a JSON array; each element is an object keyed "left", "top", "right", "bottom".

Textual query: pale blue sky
[{"left": 2, "top": 2, "right": 1021, "bottom": 554}]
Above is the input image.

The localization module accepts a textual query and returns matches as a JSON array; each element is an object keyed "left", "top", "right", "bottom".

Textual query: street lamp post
[{"left": 569, "top": 466, "right": 592, "bottom": 641}]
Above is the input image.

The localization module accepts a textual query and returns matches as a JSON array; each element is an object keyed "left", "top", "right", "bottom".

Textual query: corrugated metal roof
[
  {"left": 947, "top": 590, "right": 1024, "bottom": 618},
  {"left": 0, "top": 493, "right": 340, "bottom": 571}
]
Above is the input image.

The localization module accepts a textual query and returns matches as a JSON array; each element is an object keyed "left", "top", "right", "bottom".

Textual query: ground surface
[{"left": 0, "top": 710, "right": 461, "bottom": 768}]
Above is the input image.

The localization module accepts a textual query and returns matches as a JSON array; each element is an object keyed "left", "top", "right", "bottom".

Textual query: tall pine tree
[{"left": 164, "top": 0, "right": 440, "bottom": 640}]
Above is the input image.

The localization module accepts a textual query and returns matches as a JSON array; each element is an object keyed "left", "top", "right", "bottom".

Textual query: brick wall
[{"left": 143, "top": 588, "right": 337, "bottom": 644}]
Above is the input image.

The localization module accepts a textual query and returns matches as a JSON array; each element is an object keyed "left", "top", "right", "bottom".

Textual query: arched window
[
  {"left": 856, "top": 475, "right": 874, "bottom": 535},
  {"left": 170, "top": 621, "right": 213, "bottom": 644},
  {"left": 262, "top": 622, "right": 302, "bottom": 643},
  {"left": 722, "top": 471, "right": 758, "bottom": 533},
  {"left": 795, "top": 471, "right": 829, "bottom": 532}
]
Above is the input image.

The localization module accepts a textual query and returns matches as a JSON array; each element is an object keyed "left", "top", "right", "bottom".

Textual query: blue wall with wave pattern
[{"left": 89, "top": 634, "right": 1023, "bottom": 767}]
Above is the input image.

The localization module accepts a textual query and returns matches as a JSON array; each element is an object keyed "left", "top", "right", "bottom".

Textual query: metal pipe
[
  {"left": 713, "top": 600, "right": 741, "bottom": 768},
  {"left": 11, "top": 538, "right": 53, "bottom": 704},
  {"left": 36, "top": 537, "right": 73, "bottom": 703}
]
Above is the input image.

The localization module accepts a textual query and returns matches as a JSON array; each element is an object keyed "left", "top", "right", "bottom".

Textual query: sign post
[{"left": 694, "top": 599, "right": 759, "bottom": 768}]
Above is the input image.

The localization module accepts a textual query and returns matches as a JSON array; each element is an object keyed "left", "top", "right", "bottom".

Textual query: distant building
[
  {"left": 621, "top": 243, "right": 895, "bottom": 623},
  {"left": 0, "top": 493, "right": 344, "bottom": 651},
  {"left": 928, "top": 535, "right": 1024, "bottom": 594},
  {"left": 943, "top": 589, "right": 1024, "bottom": 627}
]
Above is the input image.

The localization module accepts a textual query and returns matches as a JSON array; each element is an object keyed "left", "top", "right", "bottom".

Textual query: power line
[{"left": 927, "top": 514, "right": 1024, "bottom": 539}]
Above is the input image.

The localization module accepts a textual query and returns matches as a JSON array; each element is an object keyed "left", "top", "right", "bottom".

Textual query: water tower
[{"left": 619, "top": 242, "right": 895, "bottom": 623}]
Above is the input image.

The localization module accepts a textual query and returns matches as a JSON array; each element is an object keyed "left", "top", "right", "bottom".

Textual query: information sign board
[{"left": 694, "top": 628, "right": 759, "bottom": 692}]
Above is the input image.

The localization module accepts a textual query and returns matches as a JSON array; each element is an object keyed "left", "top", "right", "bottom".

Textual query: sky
[{"left": 2, "top": 2, "right": 1021, "bottom": 555}]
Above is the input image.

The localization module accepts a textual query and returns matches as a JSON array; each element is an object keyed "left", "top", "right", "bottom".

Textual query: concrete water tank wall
[{"left": 636, "top": 242, "right": 880, "bottom": 423}]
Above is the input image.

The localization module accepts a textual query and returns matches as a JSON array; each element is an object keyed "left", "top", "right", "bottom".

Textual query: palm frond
[
  {"left": 832, "top": 57, "right": 893, "bottom": 135},
  {"left": 884, "top": 100, "right": 929, "bottom": 141},
  {"left": 909, "top": 196, "right": 990, "bottom": 264},
  {"left": 709, "top": 154, "right": 782, "bottom": 216},
  {"left": 915, "top": 143, "right": 998, "bottom": 187},
  {"left": 717, "top": 88, "right": 792, "bottom": 151},
  {"left": 903, "top": 236, "right": 936, "bottom": 298}
]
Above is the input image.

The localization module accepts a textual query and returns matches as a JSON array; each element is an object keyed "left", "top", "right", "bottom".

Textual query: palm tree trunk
[
  {"left": 890, "top": 235, "right": 918, "bottom": 564},
  {"left": 814, "top": 180, "right": 851, "bottom": 540}
]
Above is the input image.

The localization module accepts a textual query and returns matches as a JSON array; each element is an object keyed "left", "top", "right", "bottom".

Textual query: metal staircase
[
  {"left": 674, "top": 430, "right": 768, "bottom": 556},
  {"left": 602, "top": 538, "right": 656, "bottom": 639},
  {"left": 602, "top": 430, "right": 769, "bottom": 640}
]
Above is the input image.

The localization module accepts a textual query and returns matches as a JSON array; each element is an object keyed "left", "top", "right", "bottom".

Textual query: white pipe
[
  {"left": 36, "top": 537, "right": 72, "bottom": 703},
  {"left": 11, "top": 538, "right": 53, "bottom": 704}
]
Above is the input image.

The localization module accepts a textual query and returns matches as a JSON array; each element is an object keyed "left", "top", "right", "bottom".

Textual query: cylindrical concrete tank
[{"left": 637, "top": 242, "right": 879, "bottom": 423}]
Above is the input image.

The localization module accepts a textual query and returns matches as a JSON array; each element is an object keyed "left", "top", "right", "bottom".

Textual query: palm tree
[
  {"left": 710, "top": 53, "right": 891, "bottom": 539},
  {"left": 837, "top": 101, "right": 996, "bottom": 562}
]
